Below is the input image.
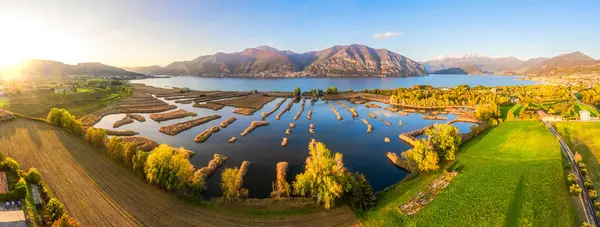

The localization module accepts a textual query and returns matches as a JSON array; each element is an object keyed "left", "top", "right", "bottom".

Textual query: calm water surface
[
  {"left": 131, "top": 74, "right": 536, "bottom": 92},
  {"left": 94, "top": 97, "right": 474, "bottom": 198}
]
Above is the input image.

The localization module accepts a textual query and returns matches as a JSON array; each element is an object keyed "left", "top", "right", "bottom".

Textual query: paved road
[{"left": 545, "top": 121, "right": 599, "bottom": 226}]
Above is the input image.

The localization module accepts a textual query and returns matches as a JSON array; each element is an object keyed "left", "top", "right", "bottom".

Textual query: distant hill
[
  {"left": 137, "top": 44, "right": 428, "bottom": 77},
  {"left": 431, "top": 64, "right": 484, "bottom": 75},
  {"left": 122, "top": 65, "right": 163, "bottom": 75},
  {"left": 3, "top": 59, "right": 145, "bottom": 79},
  {"left": 422, "top": 54, "right": 524, "bottom": 75},
  {"left": 524, "top": 52, "right": 600, "bottom": 76}
]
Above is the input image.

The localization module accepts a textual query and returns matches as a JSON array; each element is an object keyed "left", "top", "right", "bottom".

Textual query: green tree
[
  {"left": 132, "top": 150, "right": 150, "bottom": 176},
  {"left": 567, "top": 173, "right": 577, "bottom": 184},
  {"left": 122, "top": 142, "right": 138, "bottom": 168},
  {"left": 589, "top": 190, "right": 598, "bottom": 200},
  {"left": 407, "top": 139, "right": 439, "bottom": 172},
  {"left": 293, "top": 140, "right": 350, "bottom": 209},
  {"left": 26, "top": 168, "right": 41, "bottom": 184},
  {"left": 107, "top": 137, "right": 125, "bottom": 160},
  {"left": 47, "top": 108, "right": 84, "bottom": 136},
  {"left": 2, "top": 157, "right": 20, "bottom": 172},
  {"left": 347, "top": 172, "right": 376, "bottom": 210},
  {"left": 425, "top": 123, "right": 462, "bottom": 161},
  {"left": 293, "top": 87, "right": 301, "bottom": 97},
  {"left": 220, "top": 167, "right": 242, "bottom": 199},
  {"left": 46, "top": 198, "right": 66, "bottom": 223},
  {"left": 85, "top": 127, "right": 106, "bottom": 148},
  {"left": 144, "top": 144, "right": 195, "bottom": 192},
  {"left": 570, "top": 184, "right": 582, "bottom": 197}
]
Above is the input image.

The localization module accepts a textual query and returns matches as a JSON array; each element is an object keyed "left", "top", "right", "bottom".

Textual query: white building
[{"left": 580, "top": 110, "right": 591, "bottom": 121}]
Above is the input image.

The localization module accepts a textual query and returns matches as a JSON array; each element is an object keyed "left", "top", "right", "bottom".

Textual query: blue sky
[{"left": 1, "top": 0, "right": 599, "bottom": 66}]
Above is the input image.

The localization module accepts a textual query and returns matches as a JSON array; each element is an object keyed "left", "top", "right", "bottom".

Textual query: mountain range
[
  {"left": 4, "top": 45, "right": 598, "bottom": 80},
  {"left": 129, "top": 44, "right": 428, "bottom": 77},
  {"left": 423, "top": 52, "right": 600, "bottom": 76},
  {"left": 3, "top": 59, "right": 145, "bottom": 79}
]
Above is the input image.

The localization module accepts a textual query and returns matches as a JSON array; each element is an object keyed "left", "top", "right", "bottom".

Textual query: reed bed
[
  {"left": 240, "top": 121, "right": 270, "bottom": 136},
  {"left": 307, "top": 109, "right": 313, "bottom": 120},
  {"left": 262, "top": 97, "right": 288, "bottom": 119},
  {"left": 386, "top": 152, "right": 412, "bottom": 173},
  {"left": 276, "top": 97, "right": 297, "bottom": 120},
  {"left": 210, "top": 94, "right": 275, "bottom": 109},
  {"left": 385, "top": 106, "right": 400, "bottom": 112},
  {"left": 198, "top": 154, "right": 228, "bottom": 178},
  {"left": 0, "top": 109, "right": 15, "bottom": 122},
  {"left": 195, "top": 126, "right": 220, "bottom": 143},
  {"left": 361, "top": 118, "right": 373, "bottom": 133},
  {"left": 233, "top": 108, "right": 256, "bottom": 115},
  {"left": 192, "top": 103, "right": 225, "bottom": 110},
  {"left": 310, "top": 124, "right": 315, "bottom": 129},
  {"left": 351, "top": 99, "right": 366, "bottom": 104},
  {"left": 289, "top": 123, "right": 295, "bottom": 128},
  {"left": 422, "top": 115, "right": 448, "bottom": 120},
  {"left": 404, "top": 109, "right": 417, "bottom": 113},
  {"left": 365, "top": 102, "right": 380, "bottom": 108},
  {"left": 159, "top": 114, "right": 222, "bottom": 136},
  {"left": 397, "top": 111, "right": 409, "bottom": 116},
  {"left": 271, "top": 161, "right": 291, "bottom": 198},
  {"left": 384, "top": 121, "right": 391, "bottom": 126},
  {"left": 309, "top": 128, "right": 315, "bottom": 134},
  {"left": 234, "top": 161, "right": 251, "bottom": 192},
  {"left": 150, "top": 109, "right": 198, "bottom": 122},
  {"left": 384, "top": 137, "right": 390, "bottom": 143},
  {"left": 119, "top": 136, "right": 158, "bottom": 151},
  {"left": 336, "top": 101, "right": 358, "bottom": 118},
  {"left": 293, "top": 104, "right": 304, "bottom": 121},
  {"left": 113, "top": 116, "right": 134, "bottom": 128},
  {"left": 328, "top": 104, "right": 343, "bottom": 120},
  {"left": 105, "top": 129, "right": 139, "bottom": 136},
  {"left": 227, "top": 137, "right": 237, "bottom": 143},
  {"left": 281, "top": 137, "right": 288, "bottom": 146},
  {"left": 368, "top": 112, "right": 376, "bottom": 119},
  {"left": 126, "top": 114, "right": 146, "bottom": 122},
  {"left": 220, "top": 117, "right": 237, "bottom": 128},
  {"left": 399, "top": 125, "right": 434, "bottom": 146},
  {"left": 286, "top": 129, "right": 291, "bottom": 135}
]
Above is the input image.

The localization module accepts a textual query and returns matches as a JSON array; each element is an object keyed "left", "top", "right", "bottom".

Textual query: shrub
[
  {"left": 585, "top": 178, "right": 594, "bottom": 189},
  {"left": 51, "top": 215, "right": 81, "bottom": 227},
  {"left": 347, "top": 172, "right": 375, "bottom": 210},
  {"left": 26, "top": 168, "right": 42, "bottom": 184},
  {"left": 85, "top": 127, "right": 107, "bottom": 148},
  {"left": 567, "top": 173, "right": 577, "bottom": 184},
  {"left": 107, "top": 137, "right": 125, "bottom": 160},
  {"left": 574, "top": 152, "right": 583, "bottom": 163},
  {"left": 221, "top": 167, "right": 243, "bottom": 199},
  {"left": 579, "top": 162, "right": 586, "bottom": 168},
  {"left": 570, "top": 184, "right": 582, "bottom": 197},
  {"left": 122, "top": 142, "right": 138, "bottom": 168},
  {"left": 581, "top": 168, "right": 588, "bottom": 176},
  {"left": 47, "top": 108, "right": 84, "bottom": 136},
  {"left": 2, "top": 158, "right": 20, "bottom": 172},
  {"left": 13, "top": 178, "right": 27, "bottom": 199},
  {"left": 0, "top": 152, "right": 5, "bottom": 162},
  {"left": 590, "top": 190, "right": 598, "bottom": 200},
  {"left": 293, "top": 87, "right": 301, "bottom": 98},
  {"left": 132, "top": 150, "right": 150, "bottom": 176},
  {"left": 425, "top": 123, "right": 462, "bottom": 161},
  {"left": 595, "top": 201, "right": 600, "bottom": 210},
  {"left": 46, "top": 198, "right": 66, "bottom": 223},
  {"left": 293, "top": 140, "right": 350, "bottom": 209}
]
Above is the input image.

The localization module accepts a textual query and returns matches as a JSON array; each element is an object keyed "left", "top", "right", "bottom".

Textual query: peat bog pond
[{"left": 94, "top": 97, "right": 475, "bottom": 198}]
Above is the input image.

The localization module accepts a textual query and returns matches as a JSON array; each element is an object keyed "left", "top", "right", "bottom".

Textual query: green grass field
[
  {"left": 2, "top": 88, "right": 127, "bottom": 118},
  {"left": 555, "top": 122, "right": 600, "bottom": 189},
  {"left": 500, "top": 105, "right": 514, "bottom": 120},
  {"left": 357, "top": 121, "right": 581, "bottom": 226},
  {"left": 574, "top": 103, "right": 599, "bottom": 117}
]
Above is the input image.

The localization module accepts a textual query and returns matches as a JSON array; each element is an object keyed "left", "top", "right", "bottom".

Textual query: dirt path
[{"left": 0, "top": 118, "right": 360, "bottom": 227}]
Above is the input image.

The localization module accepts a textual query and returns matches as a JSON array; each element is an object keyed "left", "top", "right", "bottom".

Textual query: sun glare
[{"left": 0, "top": 13, "right": 82, "bottom": 68}]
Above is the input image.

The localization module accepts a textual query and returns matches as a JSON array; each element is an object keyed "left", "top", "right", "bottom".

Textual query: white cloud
[{"left": 373, "top": 32, "right": 403, "bottom": 39}]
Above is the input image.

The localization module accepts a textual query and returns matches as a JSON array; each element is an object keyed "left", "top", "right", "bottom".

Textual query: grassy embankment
[
  {"left": 356, "top": 121, "right": 581, "bottom": 226},
  {"left": 0, "top": 117, "right": 359, "bottom": 226},
  {"left": 555, "top": 122, "right": 600, "bottom": 189},
  {"left": 574, "top": 103, "right": 600, "bottom": 117}
]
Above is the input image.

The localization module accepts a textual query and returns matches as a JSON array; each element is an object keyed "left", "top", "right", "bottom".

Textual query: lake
[
  {"left": 94, "top": 96, "right": 475, "bottom": 198},
  {"left": 130, "top": 74, "right": 536, "bottom": 92}
]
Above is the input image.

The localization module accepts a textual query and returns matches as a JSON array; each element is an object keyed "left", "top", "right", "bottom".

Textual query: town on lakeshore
[{"left": 1, "top": 1, "right": 600, "bottom": 227}]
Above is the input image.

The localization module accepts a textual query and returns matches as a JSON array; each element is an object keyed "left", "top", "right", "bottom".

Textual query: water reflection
[{"left": 94, "top": 98, "right": 474, "bottom": 198}]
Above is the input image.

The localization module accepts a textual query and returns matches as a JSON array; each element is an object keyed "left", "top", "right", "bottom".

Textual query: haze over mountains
[
  {"left": 131, "top": 44, "right": 428, "bottom": 77},
  {"left": 3, "top": 59, "right": 145, "bottom": 79},
  {"left": 423, "top": 52, "right": 600, "bottom": 76}
]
